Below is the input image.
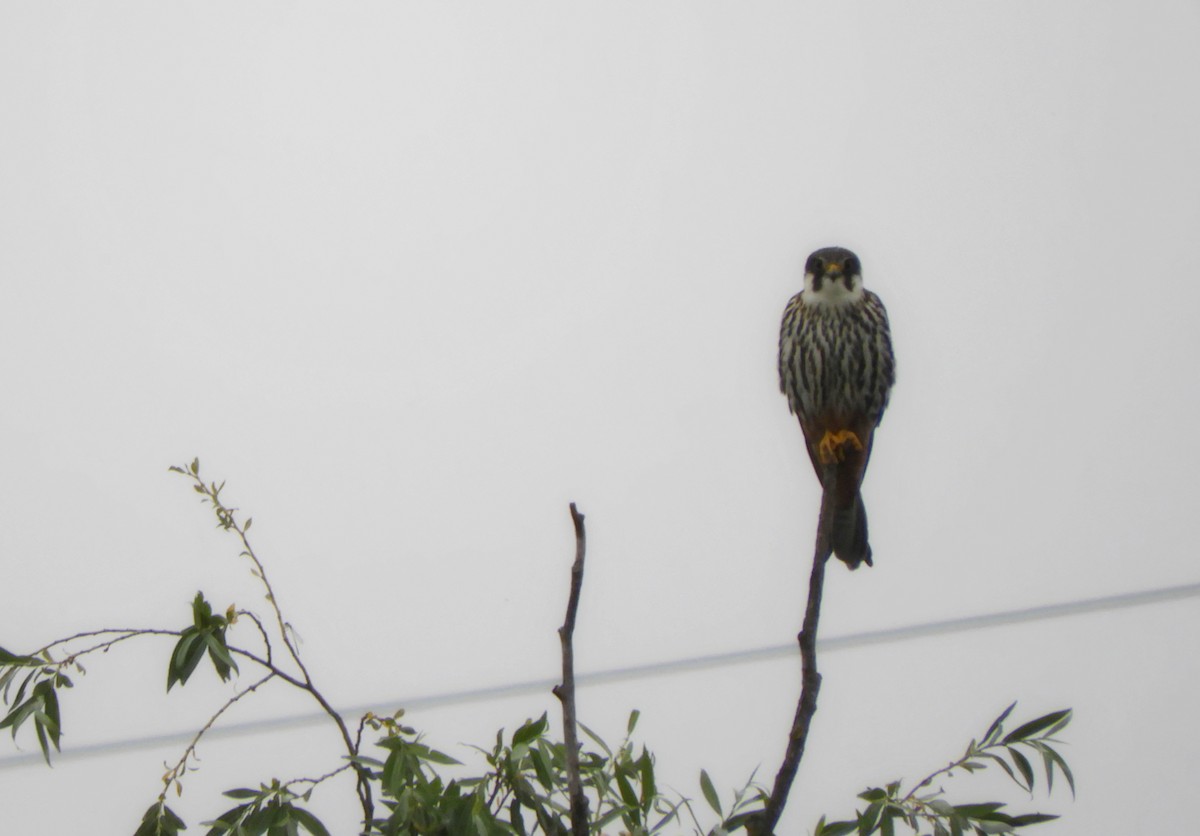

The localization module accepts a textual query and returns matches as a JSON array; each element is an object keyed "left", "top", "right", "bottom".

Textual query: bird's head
[{"left": 803, "top": 246, "right": 864, "bottom": 305}]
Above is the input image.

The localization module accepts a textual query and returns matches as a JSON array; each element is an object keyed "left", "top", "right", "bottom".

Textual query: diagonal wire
[{"left": 1, "top": 581, "right": 1197, "bottom": 771}]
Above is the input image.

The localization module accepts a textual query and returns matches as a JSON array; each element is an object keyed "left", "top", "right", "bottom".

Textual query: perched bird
[{"left": 778, "top": 246, "right": 895, "bottom": 568}]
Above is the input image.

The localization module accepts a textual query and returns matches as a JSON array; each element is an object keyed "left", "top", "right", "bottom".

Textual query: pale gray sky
[{"left": 2, "top": 2, "right": 1198, "bottom": 833}]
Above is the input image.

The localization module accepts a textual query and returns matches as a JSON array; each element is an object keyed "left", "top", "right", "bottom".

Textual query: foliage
[
  {"left": 0, "top": 645, "right": 70, "bottom": 766},
  {"left": 814, "top": 704, "right": 1073, "bottom": 836},
  {"left": 0, "top": 460, "right": 1075, "bottom": 834}
]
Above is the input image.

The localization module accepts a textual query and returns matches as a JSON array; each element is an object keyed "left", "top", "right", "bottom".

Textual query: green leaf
[
  {"left": 615, "top": 768, "right": 638, "bottom": 812},
  {"left": 288, "top": 805, "right": 330, "bottom": 836},
  {"left": 983, "top": 702, "right": 1017, "bottom": 745},
  {"left": 1043, "top": 746, "right": 1075, "bottom": 798},
  {"left": 577, "top": 721, "right": 612, "bottom": 758},
  {"left": 512, "top": 713, "right": 549, "bottom": 747},
  {"left": 981, "top": 751, "right": 1018, "bottom": 785},
  {"left": 508, "top": 799, "right": 527, "bottom": 835},
  {"left": 858, "top": 787, "right": 887, "bottom": 802},
  {"left": 1003, "top": 710, "right": 1071, "bottom": 745},
  {"left": 955, "top": 804, "right": 1005, "bottom": 818},
  {"left": 858, "top": 800, "right": 883, "bottom": 834},
  {"left": 134, "top": 803, "right": 187, "bottom": 836},
  {"left": 33, "top": 681, "right": 61, "bottom": 762},
  {"left": 223, "top": 788, "right": 262, "bottom": 799},
  {"left": 1007, "top": 813, "right": 1058, "bottom": 826},
  {"left": 530, "top": 743, "right": 554, "bottom": 789},
  {"left": 1009, "top": 748, "right": 1035, "bottom": 791},
  {"left": 406, "top": 740, "right": 461, "bottom": 766},
  {"left": 34, "top": 711, "right": 51, "bottom": 765},
  {"left": 0, "top": 646, "right": 39, "bottom": 667},
  {"left": 192, "top": 592, "right": 214, "bottom": 629},
  {"left": 699, "top": 769, "right": 722, "bottom": 815},
  {"left": 168, "top": 629, "right": 203, "bottom": 691},
  {"left": 203, "top": 631, "right": 238, "bottom": 681},
  {"left": 638, "top": 748, "right": 656, "bottom": 808},
  {"left": 1041, "top": 710, "right": 1073, "bottom": 739},
  {"left": 627, "top": 709, "right": 640, "bottom": 735}
]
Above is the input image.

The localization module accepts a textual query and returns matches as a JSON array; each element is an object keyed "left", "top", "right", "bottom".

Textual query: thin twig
[
  {"left": 34, "top": 629, "right": 183, "bottom": 668},
  {"left": 286, "top": 761, "right": 355, "bottom": 791},
  {"left": 552, "top": 502, "right": 590, "bottom": 836},
  {"left": 160, "top": 671, "right": 277, "bottom": 798},
  {"left": 751, "top": 463, "right": 838, "bottom": 835},
  {"left": 236, "top": 610, "right": 274, "bottom": 666},
  {"left": 37, "top": 628, "right": 179, "bottom": 653}
]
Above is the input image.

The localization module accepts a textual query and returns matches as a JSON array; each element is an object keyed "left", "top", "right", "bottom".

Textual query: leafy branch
[
  {"left": 165, "top": 458, "right": 376, "bottom": 831},
  {"left": 814, "top": 703, "right": 1074, "bottom": 836},
  {"left": 1, "top": 460, "right": 1077, "bottom": 835}
]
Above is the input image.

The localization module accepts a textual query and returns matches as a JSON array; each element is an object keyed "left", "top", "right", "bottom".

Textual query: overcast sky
[{"left": 2, "top": 2, "right": 1199, "bottom": 833}]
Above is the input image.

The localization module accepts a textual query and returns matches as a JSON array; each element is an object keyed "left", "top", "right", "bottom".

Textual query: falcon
[{"left": 778, "top": 246, "right": 895, "bottom": 569}]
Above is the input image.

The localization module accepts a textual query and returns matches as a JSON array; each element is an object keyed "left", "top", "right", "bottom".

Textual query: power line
[{"left": 1, "top": 581, "right": 1197, "bottom": 771}]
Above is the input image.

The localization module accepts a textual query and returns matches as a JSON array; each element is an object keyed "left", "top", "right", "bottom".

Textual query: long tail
[{"left": 830, "top": 492, "right": 872, "bottom": 569}]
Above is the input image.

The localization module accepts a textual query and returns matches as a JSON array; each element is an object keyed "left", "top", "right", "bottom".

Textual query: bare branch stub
[
  {"left": 751, "top": 463, "right": 838, "bottom": 835},
  {"left": 553, "top": 502, "right": 590, "bottom": 836}
]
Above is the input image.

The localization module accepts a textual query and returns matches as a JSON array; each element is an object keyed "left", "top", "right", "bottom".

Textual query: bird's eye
[
  {"left": 845, "top": 256, "right": 859, "bottom": 275},
  {"left": 810, "top": 257, "right": 825, "bottom": 274}
]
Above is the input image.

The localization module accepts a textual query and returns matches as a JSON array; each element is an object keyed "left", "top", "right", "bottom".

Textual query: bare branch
[
  {"left": 552, "top": 502, "right": 590, "bottom": 836},
  {"left": 285, "top": 761, "right": 355, "bottom": 792},
  {"left": 750, "top": 463, "right": 838, "bottom": 835}
]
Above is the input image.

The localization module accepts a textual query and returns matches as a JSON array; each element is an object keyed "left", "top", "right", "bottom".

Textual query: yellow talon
[{"left": 817, "top": 429, "right": 864, "bottom": 464}]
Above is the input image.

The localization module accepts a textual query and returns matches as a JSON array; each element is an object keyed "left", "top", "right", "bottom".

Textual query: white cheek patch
[{"left": 803, "top": 272, "right": 865, "bottom": 307}]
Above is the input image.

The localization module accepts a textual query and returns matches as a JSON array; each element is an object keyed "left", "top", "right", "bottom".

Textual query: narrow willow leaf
[
  {"left": 223, "top": 788, "right": 262, "bottom": 800},
  {"left": 1044, "top": 747, "right": 1075, "bottom": 798},
  {"left": 1009, "top": 749, "right": 1035, "bottom": 791},
  {"left": 1042, "top": 710, "right": 1074, "bottom": 740},
  {"left": 615, "top": 768, "right": 638, "bottom": 812},
  {"left": 512, "top": 713, "right": 548, "bottom": 747},
  {"left": 289, "top": 805, "right": 333, "bottom": 836},
  {"left": 1008, "top": 813, "right": 1058, "bottom": 826},
  {"left": 983, "top": 703, "right": 1017, "bottom": 745},
  {"left": 168, "top": 630, "right": 201, "bottom": 691},
  {"left": 858, "top": 800, "right": 883, "bottom": 834},
  {"left": 577, "top": 721, "right": 612, "bottom": 758},
  {"left": 638, "top": 748, "right": 656, "bottom": 808},
  {"left": 699, "top": 769, "right": 722, "bottom": 815},
  {"left": 0, "top": 647, "right": 38, "bottom": 666},
  {"left": 1003, "top": 710, "right": 1071, "bottom": 745},
  {"left": 982, "top": 752, "right": 1018, "bottom": 785},
  {"left": 954, "top": 803, "right": 1005, "bottom": 817}
]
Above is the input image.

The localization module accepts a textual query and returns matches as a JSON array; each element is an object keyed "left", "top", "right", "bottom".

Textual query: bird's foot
[{"left": 817, "top": 429, "right": 864, "bottom": 464}]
